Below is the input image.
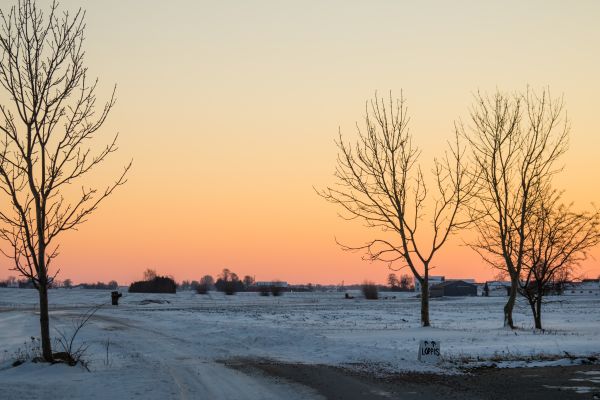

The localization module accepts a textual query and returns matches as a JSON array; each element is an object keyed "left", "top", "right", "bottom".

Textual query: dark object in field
[
  {"left": 52, "top": 351, "right": 77, "bottom": 366},
  {"left": 270, "top": 285, "right": 284, "bottom": 297},
  {"left": 259, "top": 286, "right": 270, "bottom": 296},
  {"left": 139, "top": 299, "right": 170, "bottom": 305},
  {"left": 111, "top": 291, "right": 122, "bottom": 305},
  {"left": 344, "top": 293, "right": 355, "bottom": 299},
  {"left": 361, "top": 282, "right": 379, "bottom": 300},
  {"left": 257, "top": 284, "right": 286, "bottom": 296},
  {"left": 195, "top": 283, "right": 209, "bottom": 294},
  {"left": 129, "top": 276, "right": 177, "bottom": 294},
  {"left": 215, "top": 278, "right": 244, "bottom": 295}
]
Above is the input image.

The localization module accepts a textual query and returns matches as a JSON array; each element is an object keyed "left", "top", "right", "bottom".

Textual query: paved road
[{"left": 230, "top": 361, "right": 600, "bottom": 400}]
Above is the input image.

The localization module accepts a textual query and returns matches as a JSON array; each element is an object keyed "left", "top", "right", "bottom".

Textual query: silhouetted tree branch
[
  {"left": 520, "top": 189, "right": 600, "bottom": 329},
  {"left": 461, "top": 87, "right": 569, "bottom": 328},
  {"left": 0, "top": 0, "right": 130, "bottom": 361},
  {"left": 319, "top": 91, "right": 475, "bottom": 326}
]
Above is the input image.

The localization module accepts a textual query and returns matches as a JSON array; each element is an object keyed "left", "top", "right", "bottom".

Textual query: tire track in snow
[{"left": 54, "top": 310, "right": 322, "bottom": 400}]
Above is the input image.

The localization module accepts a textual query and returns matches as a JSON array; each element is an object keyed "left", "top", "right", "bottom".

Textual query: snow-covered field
[{"left": 0, "top": 288, "right": 599, "bottom": 399}]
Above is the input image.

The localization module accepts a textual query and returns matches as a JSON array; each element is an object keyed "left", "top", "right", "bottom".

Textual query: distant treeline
[
  {"left": 0, "top": 277, "right": 34, "bottom": 288},
  {"left": 1, "top": 270, "right": 415, "bottom": 293},
  {"left": 77, "top": 281, "right": 119, "bottom": 290},
  {"left": 175, "top": 269, "right": 415, "bottom": 294},
  {"left": 0, "top": 277, "right": 120, "bottom": 290}
]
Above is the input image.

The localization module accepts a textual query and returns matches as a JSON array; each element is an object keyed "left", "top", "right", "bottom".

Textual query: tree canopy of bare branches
[
  {"left": 0, "top": 0, "right": 130, "bottom": 361},
  {"left": 520, "top": 190, "right": 600, "bottom": 329},
  {"left": 319, "top": 92, "right": 474, "bottom": 326},
  {"left": 461, "top": 87, "right": 569, "bottom": 328}
]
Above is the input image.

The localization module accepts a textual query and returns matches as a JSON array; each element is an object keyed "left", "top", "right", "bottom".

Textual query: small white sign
[{"left": 418, "top": 340, "right": 441, "bottom": 363}]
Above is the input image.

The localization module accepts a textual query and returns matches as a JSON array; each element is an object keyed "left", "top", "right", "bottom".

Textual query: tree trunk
[
  {"left": 503, "top": 278, "right": 517, "bottom": 329},
  {"left": 37, "top": 192, "right": 53, "bottom": 361},
  {"left": 526, "top": 295, "right": 541, "bottom": 329},
  {"left": 421, "top": 279, "right": 430, "bottom": 327},
  {"left": 534, "top": 296, "right": 543, "bottom": 330},
  {"left": 37, "top": 281, "right": 53, "bottom": 361}
]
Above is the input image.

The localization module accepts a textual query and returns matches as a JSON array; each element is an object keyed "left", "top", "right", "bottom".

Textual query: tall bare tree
[
  {"left": 387, "top": 273, "right": 399, "bottom": 289},
  {"left": 243, "top": 275, "right": 255, "bottom": 288},
  {"left": 399, "top": 273, "right": 411, "bottom": 290},
  {"left": 319, "top": 92, "right": 474, "bottom": 326},
  {"left": 0, "top": 0, "right": 130, "bottom": 361},
  {"left": 462, "top": 88, "right": 569, "bottom": 328},
  {"left": 520, "top": 190, "right": 600, "bottom": 329}
]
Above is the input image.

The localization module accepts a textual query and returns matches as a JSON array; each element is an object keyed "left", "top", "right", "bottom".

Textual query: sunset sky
[{"left": 1, "top": 0, "right": 599, "bottom": 285}]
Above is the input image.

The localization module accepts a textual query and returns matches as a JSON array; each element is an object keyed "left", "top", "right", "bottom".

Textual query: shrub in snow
[
  {"left": 11, "top": 337, "right": 42, "bottom": 366},
  {"left": 220, "top": 280, "right": 241, "bottom": 295},
  {"left": 259, "top": 286, "right": 270, "bottom": 296},
  {"left": 362, "top": 282, "right": 379, "bottom": 300},
  {"left": 53, "top": 306, "right": 101, "bottom": 370},
  {"left": 215, "top": 276, "right": 244, "bottom": 295},
  {"left": 196, "top": 283, "right": 209, "bottom": 294},
  {"left": 270, "top": 284, "right": 284, "bottom": 297}
]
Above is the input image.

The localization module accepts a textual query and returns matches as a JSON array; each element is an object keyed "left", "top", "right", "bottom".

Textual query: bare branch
[
  {"left": 0, "top": 0, "right": 130, "bottom": 361},
  {"left": 319, "top": 91, "right": 474, "bottom": 326},
  {"left": 461, "top": 87, "right": 570, "bottom": 328}
]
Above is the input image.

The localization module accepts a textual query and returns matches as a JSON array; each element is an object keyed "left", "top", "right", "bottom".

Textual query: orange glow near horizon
[{"left": 1, "top": 1, "right": 599, "bottom": 285}]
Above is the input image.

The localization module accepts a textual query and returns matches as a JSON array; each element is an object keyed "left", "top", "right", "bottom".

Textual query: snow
[
  {"left": 0, "top": 288, "right": 599, "bottom": 398},
  {"left": 543, "top": 384, "right": 597, "bottom": 394}
]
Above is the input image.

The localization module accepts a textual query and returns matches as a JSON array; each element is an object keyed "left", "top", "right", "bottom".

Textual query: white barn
[
  {"left": 255, "top": 281, "right": 288, "bottom": 288},
  {"left": 414, "top": 276, "right": 445, "bottom": 293},
  {"left": 563, "top": 279, "right": 600, "bottom": 296}
]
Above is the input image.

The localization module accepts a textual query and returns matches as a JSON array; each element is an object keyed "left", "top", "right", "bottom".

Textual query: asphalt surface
[{"left": 229, "top": 361, "right": 600, "bottom": 400}]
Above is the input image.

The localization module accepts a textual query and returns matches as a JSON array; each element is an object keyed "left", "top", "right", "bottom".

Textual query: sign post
[{"left": 418, "top": 340, "right": 441, "bottom": 363}]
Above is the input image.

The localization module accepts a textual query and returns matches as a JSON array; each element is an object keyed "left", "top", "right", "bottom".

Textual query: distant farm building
[
  {"left": 430, "top": 280, "right": 478, "bottom": 297},
  {"left": 482, "top": 281, "right": 511, "bottom": 297},
  {"left": 414, "top": 276, "right": 445, "bottom": 292},
  {"left": 255, "top": 281, "right": 288, "bottom": 288},
  {"left": 449, "top": 279, "right": 476, "bottom": 283},
  {"left": 563, "top": 279, "right": 600, "bottom": 296},
  {"left": 414, "top": 276, "right": 477, "bottom": 294}
]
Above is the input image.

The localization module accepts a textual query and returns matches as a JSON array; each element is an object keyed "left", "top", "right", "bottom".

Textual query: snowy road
[{"left": 1, "top": 308, "right": 321, "bottom": 399}]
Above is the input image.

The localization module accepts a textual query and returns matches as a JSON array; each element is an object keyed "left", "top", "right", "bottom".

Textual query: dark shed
[{"left": 430, "top": 280, "right": 477, "bottom": 297}]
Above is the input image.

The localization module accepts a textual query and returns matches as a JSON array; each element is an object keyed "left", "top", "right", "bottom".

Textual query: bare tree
[
  {"left": 243, "top": 275, "right": 254, "bottom": 288},
  {"left": 199, "top": 274, "right": 214, "bottom": 287},
  {"left": 215, "top": 268, "right": 242, "bottom": 295},
  {"left": 520, "top": 190, "right": 600, "bottom": 329},
  {"left": 387, "top": 273, "right": 399, "bottom": 289},
  {"left": 461, "top": 88, "right": 569, "bottom": 328},
  {"left": 196, "top": 275, "right": 214, "bottom": 294},
  {"left": 0, "top": 0, "right": 130, "bottom": 361},
  {"left": 143, "top": 268, "right": 157, "bottom": 281},
  {"left": 219, "top": 268, "right": 232, "bottom": 281},
  {"left": 399, "top": 274, "right": 411, "bottom": 290},
  {"left": 319, "top": 92, "right": 474, "bottom": 326}
]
